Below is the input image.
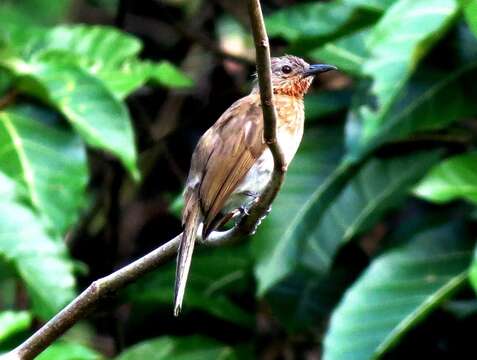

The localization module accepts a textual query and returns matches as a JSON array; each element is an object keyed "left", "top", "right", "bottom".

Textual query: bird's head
[{"left": 267, "top": 55, "right": 337, "bottom": 98}]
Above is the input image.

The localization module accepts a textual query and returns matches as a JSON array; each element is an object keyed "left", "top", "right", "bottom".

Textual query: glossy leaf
[
  {"left": 36, "top": 341, "right": 101, "bottom": 360},
  {"left": 0, "top": 110, "right": 88, "bottom": 234},
  {"left": 359, "top": 0, "right": 458, "bottom": 139},
  {"left": 3, "top": 59, "right": 139, "bottom": 179},
  {"left": 116, "top": 336, "right": 238, "bottom": 360},
  {"left": 347, "top": 62, "right": 477, "bottom": 160},
  {"left": 266, "top": 1, "right": 380, "bottom": 51},
  {"left": 126, "top": 246, "right": 254, "bottom": 327},
  {"left": 323, "top": 223, "right": 473, "bottom": 360},
  {"left": 37, "top": 25, "right": 193, "bottom": 98},
  {"left": 414, "top": 153, "right": 477, "bottom": 204},
  {"left": 255, "top": 148, "right": 439, "bottom": 294},
  {"left": 0, "top": 311, "right": 32, "bottom": 343},
  {"left": 0, "top": 174, "right": 76, "bottom": 319}
]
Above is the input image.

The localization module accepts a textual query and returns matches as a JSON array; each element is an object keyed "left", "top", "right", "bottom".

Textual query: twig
[{"left": 8, "top": 1, "right": 283, "bottom": 358}]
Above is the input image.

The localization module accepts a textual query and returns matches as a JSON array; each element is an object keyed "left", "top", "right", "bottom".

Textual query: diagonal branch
[{"left": 9, "top": 1, "right": 284, "bottom": 358}]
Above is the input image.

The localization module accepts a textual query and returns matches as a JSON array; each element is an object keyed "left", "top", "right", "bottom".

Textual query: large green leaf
[
  {"left": 359, "top": 0, "right": 458, "bottom": 140},
  {"left": 342, "top": 0, "right": 396, "bottom": 12},
  {"left": 36, "top": 341, "right": 101, "bottom": 360},
  {"left": 460, "top": 0, "right": 477, "bottom": 37},
  {"left": 3, "top": 59, "right": 139, "bottom": 179},
  {"left": 323, "top": 223, "right": 473, "bottom": 360},
  {"left": 0, "top": 173, "right": 76, "bottom": 319},
  {"left": 116, "top": 336, "right": 239, "bottom": 360},
  {"left": 35, "top": 25, "right": 193, "bottom": 98},
  {"left": 414, "top": 153, "right": 477, "bottom": 204},
  {"left": 253, "top": 127, "right": 345, "bottom": 294},
  {"left": 347, "top": 62, "right": 477, "bottom": 160},
  {"left": 0, "top": 110, "right": 88, "bottom": 234},
  {"left": 255, "top": 149, "right": 439, "bottom": 295},
  {"left": 126, "top": 245, "right": 254, "bottom": 327},
  {"left": 309, "top": 28, "right": 370, "bottom": 76},
  {"left": 266, "top": 1, "right": 381, "bottom": 51},
  {"left": 0, "top": 311, "right": 32, "bottom": 343},
  {"left": 301, "top": 152, "right": 439, "bottom": 275}
]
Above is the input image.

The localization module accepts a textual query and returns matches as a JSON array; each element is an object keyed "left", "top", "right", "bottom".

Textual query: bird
[{"left": 174, "top": 55, "right": 337, "bottom": 316}]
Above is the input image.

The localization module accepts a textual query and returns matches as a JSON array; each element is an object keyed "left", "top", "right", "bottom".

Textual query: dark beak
[{"left": 303, "top": 64, "right": 337, "bottom": 77}]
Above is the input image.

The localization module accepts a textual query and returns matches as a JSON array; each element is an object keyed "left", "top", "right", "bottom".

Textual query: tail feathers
[{"left": 174, "top": 207, "right": 201, "bottom": 316}]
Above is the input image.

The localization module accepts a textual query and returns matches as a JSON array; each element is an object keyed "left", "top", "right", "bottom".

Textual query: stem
[{"left": 10, "top": 1, "right": 282, "bottom": 358}]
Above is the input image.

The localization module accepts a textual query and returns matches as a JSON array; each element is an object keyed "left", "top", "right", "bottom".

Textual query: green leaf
[
  {"left": 414, "top": 153, "right": 477, "bottom": 204},
  {"left": 309, "top": 28, "right": 370, "bottom": 76},
  {"left": 358, "top": 0, "right": 458, "bottom": 139},
  {"left": 323, "top": 223, "right": 473, "bottom": 360},
  {"left": 3, "top": 59, "right": 139, "bottom": 179},
  {"left": 255, "top": 148, "right": 439, "bottom": 295},
  {"left": 342, "top": 0, "right": 397, "bottom": 12},
  {"left": 126, "top": 246, "right": 254, "bottom": 327},
  {"left": 36, "top": 25, "right": 193, "bottom": 98},
  {"left": 36, "top": 341, "right": 101, "bottom": 360},
  {"left": 116, "top": 336, "right": 238, "bottom": 360},
  {"left": 0, "top": 110, "right": 88, "bottom": 234},
  {"left": 460, "top": 0, "right": 477, "bottom": 37},
  {"left": 347, "top": 62, "right": 477, "bottom": 161},
  {"left": 0, "top": 311, "right": 32, "bottom": 343},
  {"left": 305, "top": 90, "right": 352, "bottom": 120},
  {"left": 253, "top": 127, "right": 345, "bottom": 294},
  {"left": 469, "top": 245, "right": 477, "bottom": 294},
  {"left": 0, "top": 174, "right": 76, "bottom": 319},
  {"left": 146, "top": 61, "right": 194, "bottom": 89},
  {"left": 301, "top": 152, "right": 440, "bottom": 275},
  {"left": 266, "top": 1, "right": 380, "bottom": 51}
]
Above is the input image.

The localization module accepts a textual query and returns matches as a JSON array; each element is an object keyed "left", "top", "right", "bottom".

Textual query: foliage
[
  {"left": 0, "top": 0, "right": 192, "bottom": 326},
  {"left": 2, "top": 0, "right": 477, "bottom": 359}
]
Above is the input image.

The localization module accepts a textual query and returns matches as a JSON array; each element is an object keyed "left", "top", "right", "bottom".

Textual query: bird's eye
[{"left": 281, "top": 65, "right": 292, "bottom": 74}]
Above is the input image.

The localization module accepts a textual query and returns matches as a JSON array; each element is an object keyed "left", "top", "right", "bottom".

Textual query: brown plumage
[{"left": 174, "top": 55, "right": 337, "bottom": 316}]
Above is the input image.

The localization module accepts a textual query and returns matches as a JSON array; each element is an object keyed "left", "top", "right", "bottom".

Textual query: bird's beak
[{"left": 303, "top": 64, "right": 337, "bottom": 77}]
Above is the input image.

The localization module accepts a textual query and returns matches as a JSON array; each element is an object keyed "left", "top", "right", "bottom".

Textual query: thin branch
[{"left": 9, "top": 1, "right": 283, "bottom": 358}]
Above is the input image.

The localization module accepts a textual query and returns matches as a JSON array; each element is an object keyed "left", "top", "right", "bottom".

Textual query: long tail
[{"left": 174, "top": 204, "right": 201, "bottom": 316}]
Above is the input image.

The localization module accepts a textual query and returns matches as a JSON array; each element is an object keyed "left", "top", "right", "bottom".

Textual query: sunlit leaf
[
  {"left": 0, "top": 311, "right": 32, "bottom": 343},
  {"left": 0, "top": 174, "right": 76, "bottom": 319},
  {"left": 414, "top": 153, "right": 477, "bottom": 204},
  {"left": 460, "top": 0, "right": 477, "bottom": 37},
  {"left": 323, "top": 223, "right": 473, "bottom": 360},
  {"left": 346, "top": 62, "right": 477, "bottom": 160},
  {"left": 36, "top": 341, "right": 101, "bottom": 360},
  {"left": 358, "top": 0, "right": 458, "bottom": 139},
  {"left": 2, "top": 59, "right": 139, "bottom": 179},
  {"left": 266, "top": 1, "right": 380, "bottom": 51},
  {"left": 0, "top": 110, "right": 88, "bottom": 234}
]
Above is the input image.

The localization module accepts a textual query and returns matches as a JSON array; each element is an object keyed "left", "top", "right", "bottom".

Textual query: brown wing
[{"left": 182, "top": 94, "right": 266, "bottom": 237}]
